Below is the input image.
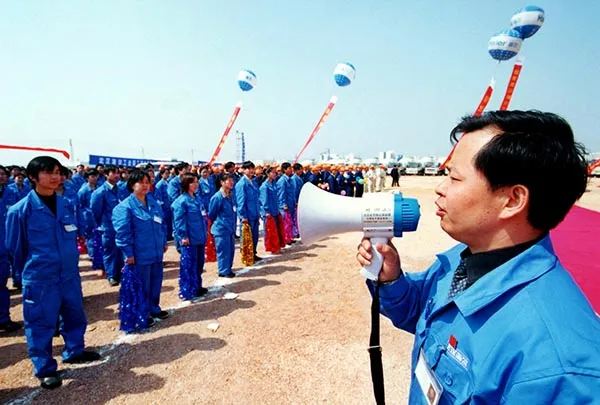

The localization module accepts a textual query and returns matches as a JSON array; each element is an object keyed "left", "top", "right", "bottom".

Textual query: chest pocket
[
  {"left": 28, "top": 213, "right": 53, "bottom": 240},
  {"left": 60, "top": 215, "right": 79, "bottom": 253},
  {"left": 431, "top": 346, "right": 474, "bottom": 404}
]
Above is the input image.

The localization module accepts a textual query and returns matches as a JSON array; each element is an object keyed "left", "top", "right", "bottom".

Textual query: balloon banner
[
  {"left": 474, "top": 78, "right": 496, "bottom": 116},
  {"left": 293, "top": 96, "right": 338, "bottom": 164},
  {"left": 440, "top": 78, "right": 495, "bottom": 170},
  {"left": 208, "top": 102, "right": 242, "bottom": 166},
  {"left": 589, "top": 159, "right": 600, "bottom": 175},
  {"left": 499, "top": 59, "right": 524, "bottom": 111},
  {"left": 0, "top": 144, "right": 70, "bottom": 159}
]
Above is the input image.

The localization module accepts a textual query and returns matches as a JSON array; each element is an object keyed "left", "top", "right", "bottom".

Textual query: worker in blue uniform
[
  {"left": 291, "top": 163, "right": 304, "bottom": 238},
  {"left": 208, "top": 173, "right": 236, "bottom": 278},
  {"left": 198, "top": 165, "right": 216, "bottom": 214},
  {"left": 4, "top": 171, "right": 31, "bottom": 208},
  {"left": 117, "top": 168, "right": 130, "bottom": 201},
  {"left": 235, "top": 161, "right": 261, "bottom": 261},
  {"left": 259, "top": 167, "right": 282, "bottom": 247},
  {"left": 90, "top": 165, "right": 124, "bottom": 286},
  {"left": 172, "top": 173, "right": 209, "bottom": 298},
  {"left": 276, "top": 162, "right": 296, "bottom": 242},
  {"left": 167, "top": 162, "right": 189, "bottom": 205},
  {"left": 70, "top": 164, "right": 86, "bottom": 192},
  {"left": 77, "top": 169, "right": 100, "bottom": 263},
  {"left": 357, "top": 111, "right": 600, "bottom": 403},
  {"left": 112, "top": 169, "right": 169, "bottom": 328},
  {"left": 154, "top": 168, "right": 173, "bottom": 241},
  {"left": 0, "top": 165, "right": 21, "bottom": 333},
  {"left": 6, "top": 156, "right": 100, "bottom": 390}
]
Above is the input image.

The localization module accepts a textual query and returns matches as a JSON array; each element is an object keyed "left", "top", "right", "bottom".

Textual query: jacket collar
[
  {"left": 30, "top": 190, "right": 64, "bottom": 219},
  {"left": 437, "top": 235, "right": 557, "bottom": 318}
]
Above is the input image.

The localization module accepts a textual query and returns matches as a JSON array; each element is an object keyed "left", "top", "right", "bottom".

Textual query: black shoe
[
  {"left": 108, "top": 278, "right": 120, "bottom": 287},
  {"left": 253, "top": 255, "right": 263, "bottom": 262},
  {"left": 152, "top": 310, "right": 169, "bottom": 320},
  {"left": 63, "top": 350, "right": 101, "bottom": 364},
  {"left": 40, "top": 373, "right": 62, "bottom": 389},
  {"left": 219, "top": 273, "right": 236, "bottom": 278},
  {"left": 146, "top": 317, "right": 156, "bottom": 328},
  {"left": 197, "top": 287, "right": 209, "bottom": 296},
  {"left": 0, "top": 320, "right": 22, "bottom": 333}
]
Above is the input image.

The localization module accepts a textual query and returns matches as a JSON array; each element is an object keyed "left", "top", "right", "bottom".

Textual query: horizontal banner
[{"left": 89, "top": 155, "right": 160, "bottom": 167}]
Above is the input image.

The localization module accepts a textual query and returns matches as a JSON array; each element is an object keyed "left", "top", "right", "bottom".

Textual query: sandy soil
[{"left": 1, "top": 176, "right": 599, "bottom": 405}]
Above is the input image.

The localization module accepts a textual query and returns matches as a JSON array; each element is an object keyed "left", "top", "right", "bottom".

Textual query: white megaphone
[{"left": 298, "top": 183, "right": 420, "bottom": 281}]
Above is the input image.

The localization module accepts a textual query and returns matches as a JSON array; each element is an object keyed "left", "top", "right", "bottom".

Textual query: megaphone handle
[{"left": 360, "top": 237, "right": 387, "bottom": 281}]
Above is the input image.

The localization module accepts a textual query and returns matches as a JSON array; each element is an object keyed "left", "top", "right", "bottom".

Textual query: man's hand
[
  {"left": 163, "top": 246, "right": 168, "bottom": 253},
  {"left": 181, "top": 238, "right": 190, "bottom": 246},
  {"left": 242, "top": 218, "right": 249, "bottom": 224},
  {"left": 125, "top": 257, "right": 135, "bottom": 265},
  {"left": 266, "top": 213, "right": 272, "bottom": 218},
  {"left": 357, "top": 238, "right": 402, "bottom": 283}
]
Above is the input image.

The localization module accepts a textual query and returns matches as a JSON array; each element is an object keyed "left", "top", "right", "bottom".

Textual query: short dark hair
[
  {"left": 264, "top": 167, "right": 274, "bottom": 176},
  {"left": 224, "top": 161, "right": 236, "bottom": 171},
  {"left": 174, "top": 162, "right": 188, "bottom": 175},
  {"left": 27, "top": 156, "right": 62, "bottom": 183},
  {"left": 181, "top": 173, "right": 198, "bottom": 193},
  {"left": 220, "top": 173, "right": 235, "bottom": 184},
  {"left": 59, "top": 166, "right": 70, "bottom": 177},
  {"left": 0, "top": 165, "right": 8, "bottom": 176},
  {"left": 281, "top": 162, "right": 291, "bottom": 171},
  {"left": 293, "top": 163, "right": 303, "bottom": 171},
  {"left": 126, "top": 169, "right": 150, "bottom": 193},
  {"left": 104, "top": 165, "right": 118, "bottom": 175},
  {"left": 242, "top": 161, "right": 255, "bottom": 170},
  {"left": 199, "top": 165, "right": 210, "bottom": 173},
  {"left": 450, "top": 110, "right": 588, "bottom": 231},
  {"left": 84, "top": 169, "right": 99, "bottom": 179},
  {"left": 95, "top": 164, "right": 104, "bottom": 169}
]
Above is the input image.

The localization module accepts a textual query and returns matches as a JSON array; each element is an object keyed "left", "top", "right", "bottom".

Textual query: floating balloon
[
  {"left": 333, "top": 62, "right": 356, "bottom": 87},
  {"left": 488, "top": 29, "right": 523, "bottom": 61},
  {"left": 510, "top": 5, "right": 545, "bottom": 39},
  {"left": 237, "top": 69, "right": 257, "bottom": 91}
]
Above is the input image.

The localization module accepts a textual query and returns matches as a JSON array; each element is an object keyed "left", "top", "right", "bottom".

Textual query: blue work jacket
[
  {"left": 235, "top": 175, "right": 260, "bottom": 221},
  {"left": 208, "top": 191, "right": 235, "bottom": 236},
  {"left": 172, "top": 193, "right": 207, "bottom": 246},
  {"left": 112, "top": 194, "right": 166, "bottom": 265},
  {"left": 5, "top": 191, "right": 80, "bottom": 285},
  {"left": 368, "top": 236, "right": 600, "bottom": 404}
]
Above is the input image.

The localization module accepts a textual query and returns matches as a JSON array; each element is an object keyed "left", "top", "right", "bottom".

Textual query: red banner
[
  {"left": 208, "top": 103, "right": 242, "bottom": 166},
  {"left": 440, "top": 79, "right": 495, "bottom": 169},
  {"left": 293, "top": 96, "right": 337, "bottom": 164},
  {"left": 589, "top": 159, "right": 600, "bottom": 175},
  {"left": 499, "top": 60, "right": 523, "bottom": 111},
  {"left": 0, "top": 144, "right": 70, "bottom": 159}
]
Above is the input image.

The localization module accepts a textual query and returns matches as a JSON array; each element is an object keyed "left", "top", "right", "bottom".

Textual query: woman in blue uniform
[
  {"left": 112, "top": 169, "right": 169, "bottom": 328},
  {"left": 172, "top": 173, "right": 209, "bottom": 298},
  {"left": 208, "top": 173, "right": 236, "bottom": 278}
]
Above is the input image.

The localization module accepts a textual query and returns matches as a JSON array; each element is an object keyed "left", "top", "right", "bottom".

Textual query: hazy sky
[{"left": 1, "top": 0, "right": 598, "bottom": 165}]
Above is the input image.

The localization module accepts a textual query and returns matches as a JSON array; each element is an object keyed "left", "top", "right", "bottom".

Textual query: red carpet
[{"left": 550, "top": 205, "right": 600, "bottom": 313}]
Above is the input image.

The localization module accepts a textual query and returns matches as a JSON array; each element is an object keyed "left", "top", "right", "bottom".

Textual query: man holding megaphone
[{"left": 353, "top": 111, "right": 600, "bottom": 404}]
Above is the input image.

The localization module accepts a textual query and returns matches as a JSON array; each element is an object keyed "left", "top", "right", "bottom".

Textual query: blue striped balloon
[
  {"left": 510, "top": 5, "right": 545, "bottom": 39},
  {"left": 333, "top": 62, "right": 356, "bottom": 87},
  {"left": 488, "top": 29, "right": 523, "bottom": 61},
  {"left": 237, "top": 69, "right": 257, "bottom": 91}
]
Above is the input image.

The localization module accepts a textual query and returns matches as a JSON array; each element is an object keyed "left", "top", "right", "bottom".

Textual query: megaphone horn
[{"left": 297, "top": 183, "right": 420, "bottom": 280}]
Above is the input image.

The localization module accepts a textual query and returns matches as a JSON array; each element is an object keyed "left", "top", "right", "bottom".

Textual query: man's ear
[{"left": 499, "top": 184, "right": 529, "bottom": 220}]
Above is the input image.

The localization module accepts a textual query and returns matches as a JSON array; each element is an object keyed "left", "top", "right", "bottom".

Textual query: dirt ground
[{"left": 2, "top": 176, "right": 599, "bottom": 405}]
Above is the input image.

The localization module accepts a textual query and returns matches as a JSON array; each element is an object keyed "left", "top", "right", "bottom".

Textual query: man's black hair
[
  {"left": 104, "top": 165, "right": 118, "bottom": 175},
  {"left": 84, "top": 169, "right": 99, "bottom": 179},
  {"left": 450, "top": 110, "right": 588, "bottom": 231},
  {"left": 224, "top": 161, "right": 236, "bottom": 171},
  {"left": 281, "top": 162, "right": 291, "bottom": 171},
  {"left": 293, "top": 163, "right": 303, "bottom": 171},
  {"left": 242, "top": 161, "right": 255, "bottom": 170},
  {"left": 26, "top": 156, "right": 62, "bottom": 183}
]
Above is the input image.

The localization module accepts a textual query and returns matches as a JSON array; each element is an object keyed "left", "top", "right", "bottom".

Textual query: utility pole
[{"left": 68, "top": 138, "right": 74, "bottom": 164}]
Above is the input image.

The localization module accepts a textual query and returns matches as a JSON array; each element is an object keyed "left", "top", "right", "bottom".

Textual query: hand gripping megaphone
[{"left": 298, "top": 183, "right": 420, "bottom": 281}]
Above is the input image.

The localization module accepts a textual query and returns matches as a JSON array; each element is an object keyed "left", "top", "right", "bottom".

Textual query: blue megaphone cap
[{"left": 393, "top": 193, "right": 421, "bottom": 237}]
